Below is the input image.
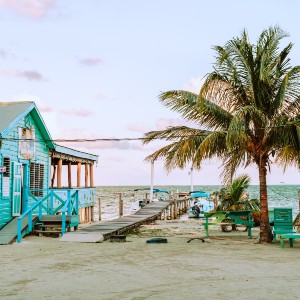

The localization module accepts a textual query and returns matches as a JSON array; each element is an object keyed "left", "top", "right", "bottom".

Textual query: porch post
[
  {"left": 85, "top": 164, "right": 88, "bottom": 188},
  {"left": 89, "top": 164, "right": 94, "bottom": 187},
  {"left": 51, "top": 164, "right": 56, "bottom": 188},
  {"left": 68, "top": 162, "right": 72, "bottom": 188},
  {"left": 77, "top": 162, "right": 81, "bottom": 187},
  {"left": 57, "top": 159, "right": 62, "bottom": 188}
]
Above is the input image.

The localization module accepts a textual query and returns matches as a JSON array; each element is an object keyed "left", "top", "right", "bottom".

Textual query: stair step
[
  {"left": 37, "top": 224, "right": 62, "bottom": 228},
  {"left": 35, "top": 230, "right": 62, "bottom": 237},
  {"left": 35, "top": 230, "right": 62, "bottom": 233},
  {"left": 41, "top": 215, "right": 72, "bottom": 222}
]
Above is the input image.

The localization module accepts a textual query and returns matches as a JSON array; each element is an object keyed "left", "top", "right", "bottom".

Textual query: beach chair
[{"left": 272, "top": 208, "right": 295, "bottom": 243}]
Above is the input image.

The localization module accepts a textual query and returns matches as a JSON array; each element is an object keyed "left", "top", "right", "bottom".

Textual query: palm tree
[
  {"left": 217, "top": 174, "right": 260, "bottom": 212},
  {"left": 143, "top": 26, "right": 300, "bottom": 243},
  {"left": 217, "top": 174, "right": 260, "bottom": 231}
]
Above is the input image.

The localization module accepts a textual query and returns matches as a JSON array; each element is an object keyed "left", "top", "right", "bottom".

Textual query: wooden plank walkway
[
  {"left": 60, "top": 201, "right": 172, "bottom": 243},
  {"left": 0, "top": 216, "right": 38, "bottom": 245}
]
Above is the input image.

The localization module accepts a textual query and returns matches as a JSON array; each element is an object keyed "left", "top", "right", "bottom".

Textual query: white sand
[{"left": 1, "top": 219, "right": 300, "bottom": 300}]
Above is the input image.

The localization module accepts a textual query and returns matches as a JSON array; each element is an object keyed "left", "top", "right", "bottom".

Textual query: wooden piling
[
  {"left": 98, "top": 197, "right": 102, "bottom": 221},
  {"left": 119, "top": 193, "right": 123, "bottom": 217},
  {"left": 173, "top": 198, "right": 177, "bottom": 219},
  {"left": 91, "top": 206, "right": 94, "bottom": 222}
]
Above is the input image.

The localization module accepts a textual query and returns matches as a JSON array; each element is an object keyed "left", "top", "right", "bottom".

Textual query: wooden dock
[{"left": 60, "top": 198, "right": 191, "bottom": 243}]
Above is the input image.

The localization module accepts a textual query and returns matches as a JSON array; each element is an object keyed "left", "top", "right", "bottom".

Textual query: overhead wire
[{"left": 0, "top": 123, "right": 298, "bottom": 143}]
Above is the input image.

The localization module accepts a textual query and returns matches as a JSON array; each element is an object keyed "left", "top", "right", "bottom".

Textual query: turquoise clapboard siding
[
  {"left": 0, "top": 112, "right": 50, "bottom": 228},
  {"left": 50, "top": 188, "right": 96, "bottom": 209}
]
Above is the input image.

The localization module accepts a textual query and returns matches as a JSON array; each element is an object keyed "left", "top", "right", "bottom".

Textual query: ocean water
[{"left": 95, "top": 185, "right": 300, "bottom": 220}]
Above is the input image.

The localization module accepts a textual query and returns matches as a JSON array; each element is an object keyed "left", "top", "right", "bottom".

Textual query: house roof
[
  {"left": 0, "top": 102, "right": 99, "bottom": 162},
  {"left": 0, "top": 101, "right": 55, "bottom": 149},
  {"left": 53, "top": 144, "right": 98, "bottom": 163}
]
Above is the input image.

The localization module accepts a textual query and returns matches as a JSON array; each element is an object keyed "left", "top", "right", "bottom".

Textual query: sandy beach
[{"left": 1, "top": 219, "right": 300, "bottom": 300}]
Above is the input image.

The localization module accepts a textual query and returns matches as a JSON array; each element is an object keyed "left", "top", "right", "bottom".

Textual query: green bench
[
  {"left": 271, "top": 208, "right": 295, "bottom": 243},
  {"left": 203, "top": 210, "right": 254, "bottom": 238},
  {"left": 279, "top": 233, "right": 300, "bottom": 248}
]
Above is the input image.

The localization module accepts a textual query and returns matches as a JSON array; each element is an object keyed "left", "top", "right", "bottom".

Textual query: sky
[{"left": 0, "top": 0, "right": 299, "bottom": 186}]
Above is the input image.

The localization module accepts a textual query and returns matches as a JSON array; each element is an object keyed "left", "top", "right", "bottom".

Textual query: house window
[
  {"left": 30, "top": 163, "right": 44, "bottom": 197},
  {"left": 2, "top": 157, "right": 10, "bottom": 197},
  {"left": 3, "top": 157, "right": 10, "bottom": 177}
]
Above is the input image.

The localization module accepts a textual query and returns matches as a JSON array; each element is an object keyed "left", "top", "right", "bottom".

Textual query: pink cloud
[
  {"left": 59, "top": 140, "right": 134, "bottom": 151},
  {"left": 126, "top": 122, "right": 151, "bottom": 133},
  {"left": 95, "top": 93, "right": 117, "bottom": 102},
  {"left": 38, "top": 104, "right": 53, "bottom": 112},
  {"left": 84, "top": 140, "right": 147, "bottom": 151},
  {"left": 0, "top": 49, "right": 15, "bottom": 59},
  {"left": 0, "top": 0, "right": 56, "bottom": 20},
  {"left": 96, "top": 93, "right": 106, "bottom": 101},
  {"left": 0, "top": 49, "right": 6, "bottom": 58},
  {"left": 53, "top": 128, "right": 145, "bottom": 151},
  {"left": 60, "top": 108, "right": 93, "bottom": 117},
  {"left": 0, "top": 69, "right": 15, "bottom": 77},
  {"left": 0, "top": 69, "right": 44, "bottom": 81},
  {"left": 18, "top": 70, "right": 44, "bottom": 81},
  {"left": 105, "top": 156, "right": 126, "bottom": 162},
  {"left": 79, "top": 58, "right": 103, "bottom": 66}
]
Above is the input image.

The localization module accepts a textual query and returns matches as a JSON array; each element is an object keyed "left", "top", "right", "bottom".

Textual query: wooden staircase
[{"left": 34, "top": 215, "right": 79, "bottom": 237}]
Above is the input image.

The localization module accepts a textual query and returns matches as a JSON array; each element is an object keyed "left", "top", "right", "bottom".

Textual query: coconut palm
[
  {"left": 217, "top": 174, "right": 260, "bottom": 212},
  {"left": 216, "top": 174, "right": 260, "bottom": 231},
  {"left": 143, "top": 26, "right": 300, "bottom": 243}
]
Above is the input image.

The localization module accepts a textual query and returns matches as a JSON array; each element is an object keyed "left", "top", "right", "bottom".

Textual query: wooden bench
[
  {"left": 203, "top": 210, "right": 254, "bottom": 238},
  {"left": 271, "top": 208, "right": 295, "bottom": 243},
  {"left": 279, "top": 233, "right": 300, "bottom": 248}
]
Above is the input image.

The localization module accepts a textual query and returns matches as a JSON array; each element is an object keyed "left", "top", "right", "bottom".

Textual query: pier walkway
[{"left": 60, "top": 199, "right": 191, "bottom": 243}]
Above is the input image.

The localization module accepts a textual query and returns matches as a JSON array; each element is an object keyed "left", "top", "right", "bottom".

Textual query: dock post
[
  {"left": 174, "top": 198, "right": 177, "bottom": 219},
  {"left": 119, "top": 193, "right": 123, "bottom": 217},
  {"left": 98, "top": 197, "right": 102, "bottom": 221},
  {"left": 145, "top": 193, "right": 148, "bottom": 204}
]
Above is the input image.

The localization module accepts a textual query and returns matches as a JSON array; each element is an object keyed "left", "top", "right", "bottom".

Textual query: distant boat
[
  {"left": 188, "top": 190, "right": 214, "bottom": 218},
  {"left": 131, "top": 188, "right": 169, "bottom": 211}
]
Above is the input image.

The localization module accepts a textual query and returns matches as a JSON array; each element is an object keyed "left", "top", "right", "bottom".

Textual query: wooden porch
[{"left": 50, "top": 145, "right": 98, "bottom": 223}]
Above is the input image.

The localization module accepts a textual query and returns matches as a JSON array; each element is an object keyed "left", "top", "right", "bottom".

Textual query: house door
[{"left": 12, "top": 162, "right": 22, "bottom": 217}]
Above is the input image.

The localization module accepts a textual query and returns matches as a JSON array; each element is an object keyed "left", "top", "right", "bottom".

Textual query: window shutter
[{"left": 30, "top": 163, "right": 44, "bottom": 197}]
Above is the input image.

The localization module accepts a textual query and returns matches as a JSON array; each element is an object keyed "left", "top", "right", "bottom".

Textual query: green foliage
[
  {"left": 216, "top": 174, "right": 260, "bottom": 212},
  {"left": 143, "top": 26, "right": 300, "bottom": 182}
]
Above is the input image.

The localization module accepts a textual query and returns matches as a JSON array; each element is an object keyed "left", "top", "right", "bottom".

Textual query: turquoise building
[{"left": 0, "top": 102, "right": 98, "bottom": 243}]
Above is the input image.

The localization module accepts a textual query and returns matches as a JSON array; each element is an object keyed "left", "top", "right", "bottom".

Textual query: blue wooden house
[{"left": 0, "top": 102, "right": 98, "bottom": 244}]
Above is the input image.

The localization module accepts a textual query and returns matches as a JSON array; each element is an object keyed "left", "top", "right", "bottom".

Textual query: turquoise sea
[{"left": 95, "top": 185, "right": 300, "bottom": 220}]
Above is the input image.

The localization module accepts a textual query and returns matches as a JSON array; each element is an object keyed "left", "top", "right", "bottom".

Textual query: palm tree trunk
[{"left": 258, "top": 161, "right": 272, "bottom": 243}]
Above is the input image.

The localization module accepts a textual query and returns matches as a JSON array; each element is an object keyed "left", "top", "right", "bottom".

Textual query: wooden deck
[
  {"left": 60, "top": 201, "right": 176, "bottom": 243},
  {"left": 0, "top": 216, "right": 38, "bottom": 245}
]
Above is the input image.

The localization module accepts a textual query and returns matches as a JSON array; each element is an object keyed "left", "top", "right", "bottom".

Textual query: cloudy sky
[{"left": 0, "top": 0, "right": 299, "bottom": 186}]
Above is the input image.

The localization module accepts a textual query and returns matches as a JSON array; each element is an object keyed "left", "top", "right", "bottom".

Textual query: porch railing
[
  {"left": 61, "top": 190, "right": 79, "bottom": 235},
  {"left": 17, "top": 189, "right": 79, "bottom": 243}
]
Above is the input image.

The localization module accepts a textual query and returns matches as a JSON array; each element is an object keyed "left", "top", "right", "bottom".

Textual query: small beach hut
[{"left": 0, "top": 102, "right": 98, "bottom": 243}]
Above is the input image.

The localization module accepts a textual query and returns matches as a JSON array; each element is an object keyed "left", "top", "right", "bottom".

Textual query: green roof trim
[
  {"left": 0, "top": 101, "right": 55, "bottom": 149},
  {"left": 0, "top": 101, "right": 98, "bottom": 160}
]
